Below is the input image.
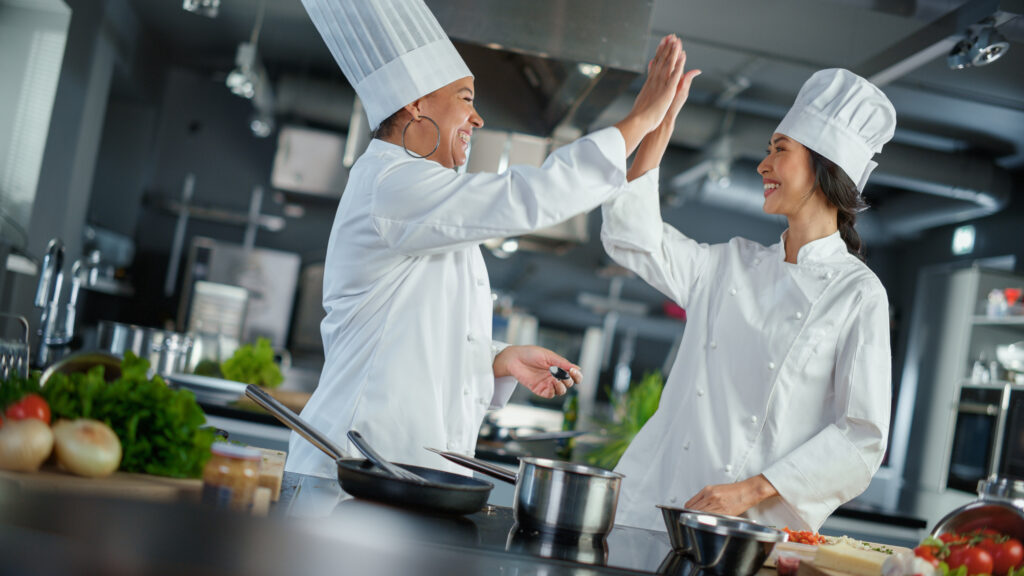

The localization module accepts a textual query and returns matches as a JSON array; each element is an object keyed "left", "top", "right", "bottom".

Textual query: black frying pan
[{"left": 245, "top": 385, "right": 493, "bottom": 516}]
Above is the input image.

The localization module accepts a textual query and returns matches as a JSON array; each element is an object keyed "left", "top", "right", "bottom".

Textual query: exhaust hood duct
[{"left": 426, "top": 0, "right": 654, "bottom": 136}]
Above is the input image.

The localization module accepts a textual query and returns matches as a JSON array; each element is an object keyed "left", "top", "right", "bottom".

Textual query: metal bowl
[
  {"left": 40, "top": 351, "right": 122, "bottom": 387},
  {"left": 678, "top": 512, "right": 787, "bottom": 576},
  {"left": 657, "top": 505, "right": 746, "bottom": 556},
  {"left": 931, "top": 500, "right": 1024, "bottom": 542}
]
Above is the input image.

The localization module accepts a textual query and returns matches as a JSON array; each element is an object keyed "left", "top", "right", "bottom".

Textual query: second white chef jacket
[
  {"left": 286, "top": 127, "right": 629, "bottom": 479},
  {"left": 602, "top": 169, "right": 892, "bottom": 532}
]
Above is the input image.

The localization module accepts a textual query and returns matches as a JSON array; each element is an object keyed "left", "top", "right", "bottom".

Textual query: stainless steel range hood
[{"left": 428, "top": 0, "right": 655, "bottom": 136}]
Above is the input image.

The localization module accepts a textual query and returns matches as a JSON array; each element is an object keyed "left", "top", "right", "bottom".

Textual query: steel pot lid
[
  {"left": 518, "top": 456, "right": 625, "bottom": 480},
  {"left": 678, "top": 512, "right": 787, "bottom": 543}
]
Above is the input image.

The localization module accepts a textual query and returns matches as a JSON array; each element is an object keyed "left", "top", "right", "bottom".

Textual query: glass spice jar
[{"left": 202, "top": 443, "right": 261, "bottom": 512}]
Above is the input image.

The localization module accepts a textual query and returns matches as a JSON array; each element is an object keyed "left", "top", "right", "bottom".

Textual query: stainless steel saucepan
[{"left": 428, "top": 448, "right": 623, "bottom": 536}]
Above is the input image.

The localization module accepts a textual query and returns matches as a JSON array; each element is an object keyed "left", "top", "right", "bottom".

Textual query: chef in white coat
[
  {"left": 602, "top": 68, "right": 897, "bottom": 531},
  {"left": 286, "top": 0, "right": 694, "bottom": 478}
]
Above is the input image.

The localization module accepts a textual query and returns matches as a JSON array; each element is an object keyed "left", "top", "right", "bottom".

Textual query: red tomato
[
  {"left": 5, "top": 394, "right": 51, "bottom": 424},
  {"left": 914, "top": 546, "right": 940, "bottom": 567},
  {"left": 948, "top": 546, "right": 994, "bottom": 576},
  {"left": 940, "top": 533, "right": 962, "bottom": 544},
  {"left": 992, "top": 538, "right": 1024, "bottom": 575}
]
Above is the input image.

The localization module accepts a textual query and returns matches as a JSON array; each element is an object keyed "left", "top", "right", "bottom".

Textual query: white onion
[
  {"left": 0, "top": 418, "right": 54, "bottom": 472},
  {"left": 52, "top": 419, "right": 122, "bottom": 478}
]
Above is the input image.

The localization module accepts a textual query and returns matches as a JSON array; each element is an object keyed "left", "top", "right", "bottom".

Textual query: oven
[{"left": 948, "top": 383, "right": 1024, "bottom": 492}]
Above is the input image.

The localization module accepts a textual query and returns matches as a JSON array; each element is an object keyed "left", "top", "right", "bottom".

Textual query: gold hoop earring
[{"left": 402, "top": 115, "right": 441, "bottom": 159}]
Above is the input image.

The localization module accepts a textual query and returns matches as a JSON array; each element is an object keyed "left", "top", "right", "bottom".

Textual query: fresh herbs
[
  {"left": 42, "top": 353, "right": 215, "bottom": 478},
  {"left": 585, "top": 371, "right": 664, "bottom": 469},
  {"left": 220, "top": 337, "right": 283, "bottom": 388}
]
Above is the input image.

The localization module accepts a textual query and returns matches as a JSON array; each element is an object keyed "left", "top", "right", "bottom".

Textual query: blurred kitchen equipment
[
  {"left": 478, "top": 414, "right": 583, "bottom": 443},
  {"left": 677, "top": 512, "right": 787, "bottom": 576},
  {"left": 657, "top": 505, "right": 746, "bottom": 556},
  {"left": 178, "top": 237, "right": 298, "bottom": 347},
  {"left": 246, "top": 385, "right": 493, "bottom": 515},
  {"left": 97, "top": 321, "right": 152, "bottom": 360},
  {"left": 347, "top": 430, "right": 429, "bottom": 485},
  {"left": 290, "top": 262, "right": 325, "bottom": 354},
  {"left": 949, "top": 382, "right": 1024, "bottom": 492},
  {"left": 997, "top": 341, "right": 1024, "bottom": 372},
  {"left": 0, "top": 313, "right": 30, "bottom": 380},
  {"left": 186, "top": 281, "right": 248, "bottom": 342},
  {"left": 96, "top": 321, "right": 194, "bottom": 376},
  {"left": 428, "top": 448, "right": 623, "bottom": 536},
  {"left": 977, "top": 475, "right": 1024, "bottom": 508},
  {"left": 165, "top": 373, "right": 246, "bottom": 405},
  {"left": 33, "top": 238, "right": 73, "bottom": 367},
  {"left": 39, "top": 351, "right": 122, "bottom": 387},
  {"left": 153, "top": 332, "right": 193, "bottom": 376}
]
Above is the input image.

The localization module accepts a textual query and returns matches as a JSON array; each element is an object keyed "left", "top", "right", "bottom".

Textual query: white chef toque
[
  {"left": 300, "top": 0, "right": 473, "bottom": 131},
  {"left": 775, "top": 69, "right": 896, "bottom": 192}
]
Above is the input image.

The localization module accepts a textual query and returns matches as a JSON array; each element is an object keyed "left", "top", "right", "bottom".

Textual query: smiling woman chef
[
  {"left": 602, "top": 68, "right": 897, "bottom": 531},
  {"left": 286, "top": 0, "right": 692, "bottom": 478}
]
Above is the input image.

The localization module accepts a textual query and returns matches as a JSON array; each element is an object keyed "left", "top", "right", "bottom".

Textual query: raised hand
[{"left": 615, "top": 35, "right": 685, "bottom": 156}]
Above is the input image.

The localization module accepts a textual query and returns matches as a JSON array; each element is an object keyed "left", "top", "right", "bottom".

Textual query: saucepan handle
[
  {"left": 425, "top": 447, "right": 518, "bottom": 484},
  {"left": 245, "top": 384, "right": 350, "bottom": 460}
]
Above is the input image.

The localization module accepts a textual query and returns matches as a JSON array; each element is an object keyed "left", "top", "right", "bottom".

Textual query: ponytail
[{"left": 809, "top": 150, "right": 867, "bottom": 261}]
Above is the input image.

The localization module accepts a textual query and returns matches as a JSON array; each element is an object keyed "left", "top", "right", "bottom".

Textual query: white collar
[{"left": 777, "top": 230, "right": 847, "bottom": 265}]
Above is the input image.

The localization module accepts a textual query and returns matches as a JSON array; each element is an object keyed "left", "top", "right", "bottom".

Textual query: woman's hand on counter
[
  {"left": 683, "top": 474, "right": 779, "bottom": 516},
  {"left": 493, "top": 346, "right": 582, "bottom": 399}
]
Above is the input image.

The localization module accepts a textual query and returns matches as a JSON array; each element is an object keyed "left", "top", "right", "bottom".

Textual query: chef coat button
[
  {"left": 669, "top": 497, "right": 678, "bottom": 503},
  {"left": 476, "top": 278, "right": 485, "bottom": 286},
  {"left": 754, "top": 258, "right": 761, "bottom": 265},
  {"left": 724, "top": 465, "right": 733, "bottom": 474},
  {"left": 683, "top": 441, "right": 690, "bottom": 450},
  {"left": 697, "top": 388, "right": 705, "bottom": 397},
  {"left": 826, "top": 272, "right": 834, "bottom": 279},
  {"left": 768, "top": 361, "right": 776, "bottom": 370},
  {"left": 463, "top": 387, "right": 470, "bottom": 396},
  {"left": 750, "top": 416, "right": 758, "bottom": 424},
  {"left": 466, "top": 333, "right": 474, "bottom": 342},
  {"left": 710, "top": 341, "right": 718, "bottom": 349},
  {"left": 795, "top": 311, "right": 803, "bottom": 320},
  {"left": 729, "top": 288, "right": 737, "bottom": 295}
]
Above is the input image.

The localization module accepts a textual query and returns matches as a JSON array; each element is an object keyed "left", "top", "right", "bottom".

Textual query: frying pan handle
[
  {"left": 245, "top": 385, "right": 350, "bottom": 460},
  {"left": 425, "top": 447, "right": 518, "bottom": 484}
]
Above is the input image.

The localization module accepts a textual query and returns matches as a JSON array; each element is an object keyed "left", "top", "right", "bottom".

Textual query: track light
[{"left": 947, "top": 20, "right": 1010, "bottom": 70}]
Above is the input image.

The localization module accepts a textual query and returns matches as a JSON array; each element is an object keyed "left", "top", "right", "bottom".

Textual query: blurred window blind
[{"left": 1, "top": 28, "right": 66, "bottom": 248}]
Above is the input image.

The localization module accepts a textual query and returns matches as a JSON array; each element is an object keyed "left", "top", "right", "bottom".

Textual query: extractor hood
[{"left": 427, "top": 0, "right": 655, "bottom": 136}]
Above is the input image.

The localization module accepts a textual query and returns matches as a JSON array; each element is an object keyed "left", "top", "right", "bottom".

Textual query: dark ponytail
[{"left": 808, "top": 150, "right": 867, "bottom": 261}]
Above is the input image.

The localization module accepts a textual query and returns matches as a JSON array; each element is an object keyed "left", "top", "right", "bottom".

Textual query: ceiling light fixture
[
  {"left": 947, "top": 19, "right": 1010, "bottom": 70},
  {"left": 182, "top": 0, "right": 220, "bottom": 18},
  {"left": 226, "top": 0, "right": 267, "bottom": 99}
]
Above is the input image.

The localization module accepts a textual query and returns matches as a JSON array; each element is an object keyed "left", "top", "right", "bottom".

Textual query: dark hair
[
  {"left": 374, "top": 110, "right": 403, "bottom": 140},
  {"left": 808, "top": 149, "right": 868, "bottom": 261}
]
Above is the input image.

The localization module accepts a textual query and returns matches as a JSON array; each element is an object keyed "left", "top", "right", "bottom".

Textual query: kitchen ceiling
[{"left": 120, "top": 0, "right": 1024, "bottom": 241}]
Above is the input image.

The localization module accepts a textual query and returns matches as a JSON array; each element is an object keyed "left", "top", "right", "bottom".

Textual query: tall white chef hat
[
  {"left": 300, "top": 0, "right": 473, "bottom": 130},
  {"left": 775, "top": 68, "right": 896, "bottom": 192}
]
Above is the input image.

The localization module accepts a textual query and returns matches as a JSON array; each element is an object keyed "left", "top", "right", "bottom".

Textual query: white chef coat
[
  {"left": 285, "top": 127, "right": 629, "bottom": 479},
  {"left": 601, "top": 169, "right": 892, "bottom": 532}
]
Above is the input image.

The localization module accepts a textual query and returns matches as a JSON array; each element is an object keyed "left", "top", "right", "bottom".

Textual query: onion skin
[
  {"left": 0, "top": 419, "right": 55, "bottom": 472},
  {"left": 52, "top": 419, "right": 122, "bottom": 478}
]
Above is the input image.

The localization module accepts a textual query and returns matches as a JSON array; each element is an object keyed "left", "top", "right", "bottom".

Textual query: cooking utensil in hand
[
  {"left": 0, "top": 313, "right": 30, "bottom": 380},
  {"left": 347, "top": 430, "right": 429, "bottom": 485},
  {"left": 245, "top": 385, "right": 492, "bottom": 516},
  {"left": 427, "top": 448, "right": 623, "bottom": 536},
  {"left": 550, "top": 366, "right": 571, "bottom": 380}
]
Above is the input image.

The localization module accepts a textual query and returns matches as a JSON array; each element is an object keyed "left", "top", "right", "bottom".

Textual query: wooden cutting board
[
  {"left": 0, "top": 447, "right": 288, "bottom": 504},
  {"left": 233, "top": 388, "right": 312, "bottom": 414}
]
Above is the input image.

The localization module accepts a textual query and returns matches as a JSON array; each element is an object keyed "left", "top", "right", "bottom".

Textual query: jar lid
[{"left": 210, "top": 442, "right": 261, "bottom": 461}]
